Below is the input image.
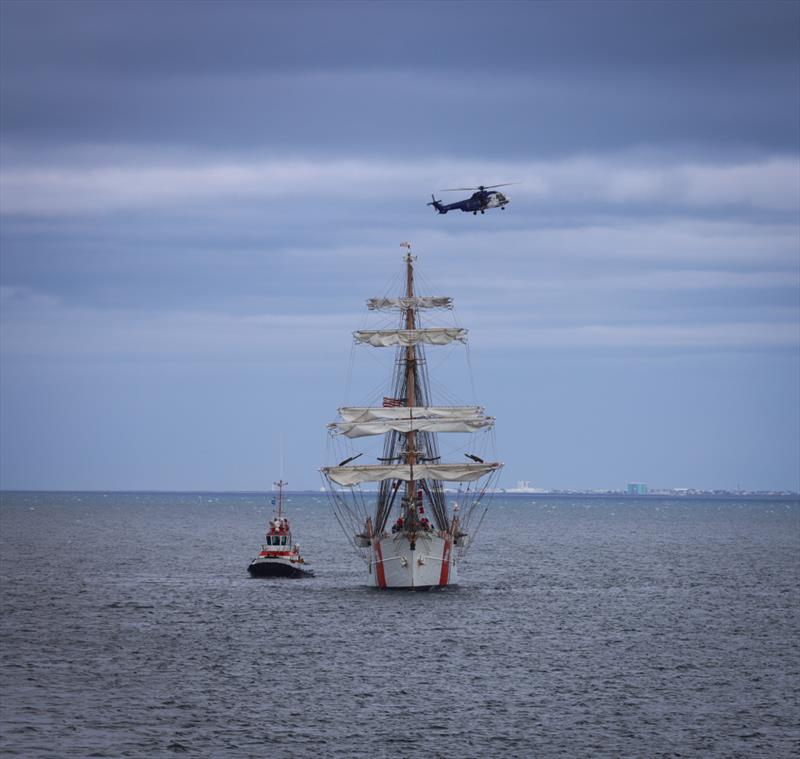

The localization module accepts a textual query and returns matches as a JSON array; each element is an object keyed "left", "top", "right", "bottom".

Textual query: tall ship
[
  {"left": 322, "top": 243, "right": 502, "bottom": 589},
  {"left": 247, "top": 479, "right": 314, "bottom": 578}
]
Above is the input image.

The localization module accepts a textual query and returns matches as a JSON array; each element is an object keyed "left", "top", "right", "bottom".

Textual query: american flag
[{"left": 383, "top": 396, "right": 406, "bottom": 408}]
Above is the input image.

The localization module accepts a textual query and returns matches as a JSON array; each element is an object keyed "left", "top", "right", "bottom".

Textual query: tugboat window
[{"left": 281, "top": 536, "right": 288, "bottom": 545}]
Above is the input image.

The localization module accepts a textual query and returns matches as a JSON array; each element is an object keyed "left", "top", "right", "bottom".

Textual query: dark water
[{"left": 1, "top": 492, "right": 798, "bottom": 758}]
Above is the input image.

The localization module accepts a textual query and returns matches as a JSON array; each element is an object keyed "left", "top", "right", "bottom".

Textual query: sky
[{"left": 1, "top": 0, "right": 798, "bottom": 492}]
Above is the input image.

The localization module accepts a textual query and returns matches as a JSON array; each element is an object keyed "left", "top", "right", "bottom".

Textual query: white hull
[{"left": 368, "top": 532, "right": 457, "bottom": 589}]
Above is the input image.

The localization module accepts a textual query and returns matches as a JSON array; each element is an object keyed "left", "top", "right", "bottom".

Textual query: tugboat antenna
[
  {"left": 274, "top": 433, "right": 286, "bottom": 519},
  {"left": 274, "top": 478, "right": 287, "bottom": 519}
]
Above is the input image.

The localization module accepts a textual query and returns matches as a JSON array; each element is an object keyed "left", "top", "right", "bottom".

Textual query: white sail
[
  {"left": 338, "top": 406, "right": 484, "bottom": 423},
  {"left": 353, "top": 328, "right": 467, "bottom": 347},
  {"left": 330, "top": 415, "right": 494, "bottom": 438},
  {"left": 367, "top": 297, "right": 453, "bottom": 311},
  {"left": 321, "top": 462, "right": 501, "bottom": 486}
]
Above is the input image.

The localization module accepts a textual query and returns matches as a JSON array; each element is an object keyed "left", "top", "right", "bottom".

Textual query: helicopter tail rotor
[{"left": 427, "top": 194, "right": 447, "bottom": 214}]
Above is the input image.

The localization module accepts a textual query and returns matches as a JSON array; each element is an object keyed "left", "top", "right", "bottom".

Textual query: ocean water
[{"left": 1, "top": 492, "right": 798, "bottom": 758}]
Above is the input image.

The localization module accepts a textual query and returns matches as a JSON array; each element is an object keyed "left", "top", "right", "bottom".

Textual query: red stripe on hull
[
  {"left": 438, "top": 539, "right": 452, "bottom": 586},
  {"left": 373, "top": 541, "right": 387, "bottom": 588},
  {"left": 259, "top": 551, "right": 294, "bottom": 557}
]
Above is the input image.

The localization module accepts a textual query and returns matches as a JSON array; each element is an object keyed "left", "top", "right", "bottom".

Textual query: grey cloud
[
  {"left": 3, "top": 155, "right": 797, "bottom": 214},
  {"left": 2, "top": 2, "right": 797, "bottom": 157},
  {"left": 3, "top": 1, "right": 797, "bottom": 76},
  {"left": 2, "top": 67, "right": 796, "bottom": 158}
]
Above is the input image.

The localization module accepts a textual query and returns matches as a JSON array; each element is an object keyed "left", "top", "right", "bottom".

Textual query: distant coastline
[
  {"left": 495, "top": 490, "right": 800, "bottom": 502},
  {"left": 1, "top": 489, "right": 798, "bottom": 502}
]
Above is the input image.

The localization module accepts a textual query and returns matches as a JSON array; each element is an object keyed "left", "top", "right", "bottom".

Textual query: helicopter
[{"left": 427, "top": 183, "right": 515, "bottom": 215}]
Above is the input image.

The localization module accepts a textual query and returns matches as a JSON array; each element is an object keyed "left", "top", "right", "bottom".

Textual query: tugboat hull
[
  {"left": 369, "top": 533, "right": 457, "bottom": 590},
  {"left": 247, "top": 559, "right": 314, "bottom": 578}
]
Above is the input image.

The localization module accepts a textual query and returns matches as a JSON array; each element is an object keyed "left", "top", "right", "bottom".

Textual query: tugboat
[{"left": 247, "top": 479, "right": 314, "bottom": 578}]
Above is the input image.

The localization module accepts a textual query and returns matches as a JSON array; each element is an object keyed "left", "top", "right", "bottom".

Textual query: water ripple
[{"left": 1, "top": 493, "right": 798, "bottom": 758}]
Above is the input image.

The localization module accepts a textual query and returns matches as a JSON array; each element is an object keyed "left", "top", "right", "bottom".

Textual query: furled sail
[
  {"left": 353, "top": 328, "right": 467, "bottom": 347},
  {"left": 330, "top": 415, "right": 494, "bottom": 438},
  {"left": 321, "top": 462, "right": 502, "bottom": 486},
  {"left": 339, "top": 406, "right": 484, "bottom": 423},
  {"left": 367, "top": 297, "right": 453, "bottom": 311}
]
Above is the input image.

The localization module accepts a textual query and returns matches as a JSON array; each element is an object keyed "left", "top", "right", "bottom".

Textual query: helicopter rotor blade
[{"left": 439, "top": 182, "right": 519, "bottom": 192}]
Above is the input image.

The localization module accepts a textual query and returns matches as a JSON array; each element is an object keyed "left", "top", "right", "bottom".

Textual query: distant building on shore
[
  {"left": 504, "top": 480, "right": 546, "bottom": 494},
  {"left": 627, "top": 482, "right": 648, "bottom": 495}
]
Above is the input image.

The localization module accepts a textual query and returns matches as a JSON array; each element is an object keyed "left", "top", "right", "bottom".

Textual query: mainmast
[{"left": 402, "top": 243, "right": 417, "bottom": 520}]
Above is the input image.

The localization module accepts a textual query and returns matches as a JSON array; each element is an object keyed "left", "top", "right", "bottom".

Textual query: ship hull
[
  {"left": 247, "top": 558, "right": 314, "bottom": 578},
  {"left": 369, "top": 533, "right": 457, "bottom": 589}
]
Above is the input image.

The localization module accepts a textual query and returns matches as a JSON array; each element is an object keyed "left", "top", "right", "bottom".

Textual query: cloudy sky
[{"left": 1, "top": 0, "right": 798, "bottom": 491}]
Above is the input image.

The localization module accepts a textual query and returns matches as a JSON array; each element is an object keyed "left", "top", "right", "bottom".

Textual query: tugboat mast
[{"left": 274, "top": 479, "right": 287, "bottom": 519}]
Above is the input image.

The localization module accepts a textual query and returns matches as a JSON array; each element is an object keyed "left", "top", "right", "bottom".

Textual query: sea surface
[{"left": 1, "top": 492, "right": 798, "bottom": 758}]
